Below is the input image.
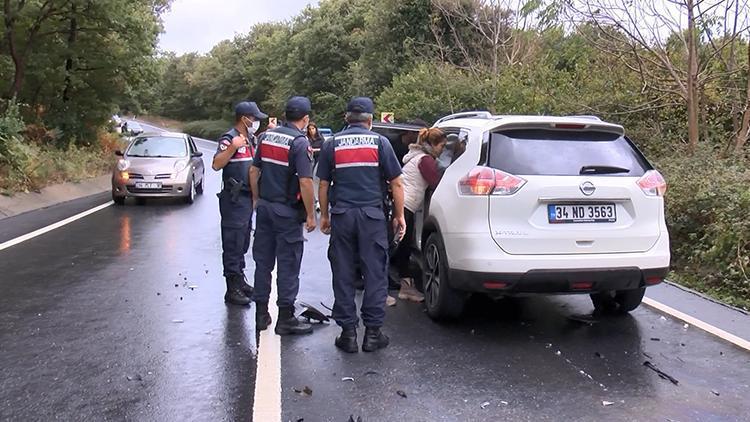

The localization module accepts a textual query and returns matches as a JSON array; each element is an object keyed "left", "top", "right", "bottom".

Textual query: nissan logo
[{"left": 580, "top": 181, "right": 596, "bottom": 196}]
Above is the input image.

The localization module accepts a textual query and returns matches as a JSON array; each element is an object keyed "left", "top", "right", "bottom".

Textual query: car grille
[
  {"left": 127, "top": 185, "right": 174, "bottom": 194},
  {"left": 128, "top": 172, "right": 144, "bottom": 179},
  {"left": 155, "top": 173, "right": 172, "bottom": 179}
]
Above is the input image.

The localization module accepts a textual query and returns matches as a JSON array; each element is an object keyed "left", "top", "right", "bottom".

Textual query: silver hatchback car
[{"left": 112, "top": 132, "right": 205, "bottom": 205}]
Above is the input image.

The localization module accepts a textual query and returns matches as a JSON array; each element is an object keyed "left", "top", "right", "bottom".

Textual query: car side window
[
  {"left": 452, "top": 129, "right": 469, "bottom": 164},
  {"left": 436, "top": 127, "right": 466, "bottom": 171}
]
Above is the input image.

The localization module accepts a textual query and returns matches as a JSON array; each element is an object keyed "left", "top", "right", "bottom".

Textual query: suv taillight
[
  {"left": 458, "top": 166, "right": 526, "bottom": 196},
  {"left": 637, "top": 170, "right": 667, "bottom": 196}
]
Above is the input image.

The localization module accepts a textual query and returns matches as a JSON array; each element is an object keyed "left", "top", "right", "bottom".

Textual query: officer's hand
[
  {"left": 320, "top": 216, "right": 331, "bottom": 235},
  {"left": 393, "top": 216, "right": 406, "bottom": 241},
  {"left": 305, "top": 214, "right": 317, "bottom": 233},
  {"left": 230, "top": 135, "right": 246, "bottom": 149}
]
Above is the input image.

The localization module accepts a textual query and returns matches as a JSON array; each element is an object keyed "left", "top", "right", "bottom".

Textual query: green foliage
[
  {"left": 658, "top": 149, "right": 750, "bottom": 309},
  {"left": 182, "top": 120, "right": 232, "bottom": 141}
]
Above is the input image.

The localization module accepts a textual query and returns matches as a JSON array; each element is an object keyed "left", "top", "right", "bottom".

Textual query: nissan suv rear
[{"left": 416, "top": 112, "right": 670, "bottom": 320}]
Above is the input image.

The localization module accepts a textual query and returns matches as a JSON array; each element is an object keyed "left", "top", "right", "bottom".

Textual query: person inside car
[
  {"left": 392, "top": 119, "right": 427, "bottom": 166},
  {"left": 392, "top": 127, "right": 447, "bottom": 303}
]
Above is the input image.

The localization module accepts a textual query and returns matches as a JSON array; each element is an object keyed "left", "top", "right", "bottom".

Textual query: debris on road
[
  {"left": 480, "top": 401, "right": 490, "bottom": 409},
  {"left": 499, "top": 400, "right": 509, "bottom": 405},
  {"left": 348, "top": 415, "right": 362, "bottom": 422},
  {"left": 341, "top": 377, "right": 355, "bottom": 382},
  {"left": 188, "top": 285, "right": 198, "bottom": 290},
  {"left": 156, "top": 292, "right": 160, "bottom": 296},
  {"left": 126, "top": 374, "right": 142, "bottom": 381},
  {"left": 650, "top": 337, "right": 660, "bottom": 341},
  {"left": 174, "top": 284, "right": 178, "bottom": 287},
  {"left": 171, "top": 319, "right": 184, "bottom": 323},
  {"left": 555, "top": 350, "right": 561, "bottom": 356},
  {"left": 594, "top": 352, "right": 604, "bottom": 359},
  {"left": 711, "top": 390, "right": 720, "bottom": 396},
  {"left": 568, "top": 314, "right": 598, "bottom": 325},
  {"left": 293, "top": 386, "right": 313, "bottom": 396},
  {"left": 299, "top": 302, "right": 330, "bottom": 323},
  {"left": 364, "top": 370, "right": 379, "bottom": 376},
  {"left": 683, "top": 323, "right": 689, "bottom": 329},
  {"left": 643, "top": 361, "right": 679, "bottom": 385},
  {"left": 396, "top": 390, "right": 407, "bottom": 398}
]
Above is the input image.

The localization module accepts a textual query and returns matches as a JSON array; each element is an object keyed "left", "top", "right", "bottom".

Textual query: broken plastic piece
[
  {"left": 396, "top": 390, "right": 407, "bottom": 398},
  {"left": 480, "top": 401, "right": 490, "bottom": 409},
  {"left": 602, "top": 401, "right": 614, "bottom": 406},
  {"left": 341, "top": 377, "right": 355, "bottom": 382}
]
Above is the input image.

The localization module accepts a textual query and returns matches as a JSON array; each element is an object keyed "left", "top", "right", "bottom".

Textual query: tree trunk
[
  {"left": 686, "top": 0, "right": 700, "bottom": 152},
  {"left": 734, "top": 42, "right": 750, "bottom": 155},
  {"left": 62, "top": 6, "right": 78, "bottom": 103},
  {"left": 3, "top": 0, "right": 23, "bottom": 98}
]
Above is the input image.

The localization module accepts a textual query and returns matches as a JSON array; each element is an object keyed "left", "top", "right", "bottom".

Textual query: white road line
[
  {"left": 0, "top": 201, "right": 113, "bottom": 251},
  {"left": 643, "top": 297, "right": 750, "bottom": 352},
  {"left": 253, "top": 272, "right": 282, "bottom": 422}
]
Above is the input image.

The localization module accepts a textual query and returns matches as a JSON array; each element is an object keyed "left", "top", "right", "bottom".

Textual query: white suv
[{"left": 413, "top": 112, "right": 670, "bottom": 320}]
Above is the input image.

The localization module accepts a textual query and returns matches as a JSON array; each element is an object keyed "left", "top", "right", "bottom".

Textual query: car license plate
[
  {"left": 135, "top": 182, "right": 162, "bottom": 189},
  {"left": 548, "top": 204, "right": 616, "bottom": 224}
]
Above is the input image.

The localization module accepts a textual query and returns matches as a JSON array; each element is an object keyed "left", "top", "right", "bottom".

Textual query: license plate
[
  {"left": 548, "top": 204, "right": 616, "bottom": 224},
  {"left": 135, "top": 182, "right": 162, "bottom": 189}
]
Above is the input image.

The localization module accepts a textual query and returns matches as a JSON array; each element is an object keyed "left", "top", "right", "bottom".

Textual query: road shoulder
[{"left": 0, "top": 174, "right": 110, "bottom": 220}]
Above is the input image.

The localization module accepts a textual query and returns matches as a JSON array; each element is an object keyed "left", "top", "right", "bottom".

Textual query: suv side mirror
[
  {"left": 115, "top": 150, "right": 124, "bottom": 156},
  {"left": 192, "top": 151, "right": 203, "bottom": 158}
]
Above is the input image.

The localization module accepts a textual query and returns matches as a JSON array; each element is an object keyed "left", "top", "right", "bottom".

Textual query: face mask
[{"left": 251, "top": 120, "right": 260, "bottom": 133}]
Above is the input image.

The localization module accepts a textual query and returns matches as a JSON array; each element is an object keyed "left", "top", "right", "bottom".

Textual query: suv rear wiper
[{"left": 580, "top": 165, "right": 630, "bottom": 175}]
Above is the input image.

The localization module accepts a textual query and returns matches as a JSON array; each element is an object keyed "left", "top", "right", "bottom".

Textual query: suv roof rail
[
  {"left": 567, "top": 115, "right": 602, "bottom": 121},
  {"left": 435, "top": 111, "right": 494, "bottom": 125}
]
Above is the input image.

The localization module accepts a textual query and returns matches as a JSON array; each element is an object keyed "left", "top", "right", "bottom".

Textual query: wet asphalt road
[{"left": 1, "top": 123, "right": 750, "bottom": 421}]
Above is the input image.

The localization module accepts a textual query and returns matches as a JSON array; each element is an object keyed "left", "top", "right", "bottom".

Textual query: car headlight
[
  {"left": 117, "top": 159, "right": 130, "bottom": 171},
  {"left": 173, "top": 159, "right": 190, "bottom": 173}
]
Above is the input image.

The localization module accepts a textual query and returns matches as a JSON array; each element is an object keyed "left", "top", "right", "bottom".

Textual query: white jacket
[{"left": 402, "top": 145, "right": 429, "bottom": 213}]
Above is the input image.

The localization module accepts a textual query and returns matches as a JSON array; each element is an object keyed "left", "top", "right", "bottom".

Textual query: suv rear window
[{"left": 489, "top": 129, "right": 650, "bottom": 176}]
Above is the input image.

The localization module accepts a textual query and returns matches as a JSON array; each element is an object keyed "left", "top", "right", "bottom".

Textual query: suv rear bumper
[{"left": 449, "top": 266, "right": 669, "bottom": 294}]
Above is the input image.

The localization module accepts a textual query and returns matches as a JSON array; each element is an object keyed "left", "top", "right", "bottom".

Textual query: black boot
[
  {"left": 224, "top": 275, "right": 251, "bottom": 306},
  {"left": 362, "top": 327, "right": 389, "bottom": 352},
  {"left": 256, "top": 302, "right": 272, "bottom": 331},
  {"left": 274, "top": 306, "right": 313, "bottom": 335},
  {"left": 335, "top": 327, "right": 358, "bottom": 353},
  {"left": 240, "top": 274, "right": 254, "bottom": 296}
]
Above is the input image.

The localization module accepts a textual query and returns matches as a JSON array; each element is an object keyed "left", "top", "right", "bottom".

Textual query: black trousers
[{"left": 392, "top": 209, "right": 415, "bottom": 278}]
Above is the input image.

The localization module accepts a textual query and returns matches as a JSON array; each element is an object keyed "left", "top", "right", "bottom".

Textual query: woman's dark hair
[{"left": 306, "top": 122, "right": 318, "bottom": 138}]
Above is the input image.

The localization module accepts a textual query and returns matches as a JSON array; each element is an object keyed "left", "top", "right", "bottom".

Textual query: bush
[
  {"left": 657, "top": 148, "right": 750, "bottom": 310},
  {"left": 182, "top": 119, "right": 232, "bottom": 141}
]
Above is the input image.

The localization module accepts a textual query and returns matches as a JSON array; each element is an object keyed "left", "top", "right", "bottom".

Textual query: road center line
[
  {"left": 253, "top": 271, "right": 282, "bottom": 422},
  {"left": 0, "top": 201, "right": 113, "bottom": 252},
  {"left": 643, "top": 297, "right": 750, "bottom": 352}
]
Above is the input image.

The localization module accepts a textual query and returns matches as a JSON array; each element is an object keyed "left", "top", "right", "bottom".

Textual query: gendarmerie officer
[
  {"left": 317, "top": 97, "right": 405, "bottom": 352},
  {"left": 250, "top": 96, "right": 317, "bottom": 335},
  {"left": 212, "top": 101, "right": 267, "bottom": 306}
]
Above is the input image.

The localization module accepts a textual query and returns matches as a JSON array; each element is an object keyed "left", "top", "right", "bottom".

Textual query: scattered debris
[
  {"left": 499, "top": 400, "right": 508, "bottom": 405},
  {"left": 680, "top": 343, "right": 686, "bottom": 347},
  {"left": 396, "top": 390, "right": 407, "bottom": 398},
  {"left": 568, "top": 314, "right": 598, "bottom": 325},
  {"left": 341, "top": 377, "right": 355, "bottom": 382},
  {"left": 205, "top": 270, "right": 209, "bottom": 274},
  {"left": 364, "top": 371, "right": 379, "bottom": 376},
  {"left": 184, "top": 277, "right": 187, "bottom": 281},
  {"left": 480, "top": 401, "right": 490, "bottom": 409},
  {"left": 660, "top": 316, "right": 667, "bottom": 321},
  {"left": 188, "top": 285, "right": 198, "bottom": 290},
  {"left": 594, "top": 352, "right": 604, "bottom": 359},
  {"left": 171, "top": 319, "right": 184, "bottom": 323},
  {"left": 711, "top": 390, "right": 720, "bottom": 396},
  {"left": 156, "top": 292, "right": 160, "bottom": 296},
  {"left": 545, "top": 343, "right": 553, "bottom": 349},
  {"left": 602, "top": 401, "right": 614, "bottom": 407},
  {"left": 293, "top": 386, "right": 313, "bottom": 396},
  {"left": 643, "top": 361, "right": 679, "bottom": 385},
  {"left": 555, "top": 351, "right": 562, "bottom": 356},
  {"left": 650, "top": 337, "right": 660, "bottom": 341},
  {"left": 126, "top": 374, "right": 142, "bottom": 381},
  {"left": 299, "top": 302, "right": 330, "bottom": 322},
  {"left": 347, "top": 416, "right": 362, "bottom": 422},
  {"left": 129, "top": 268, "right": 134, "bottom": 271},
  {"left": 180, "top": 297, "right": 183, "bottom": 301},
  {"left": 174, "top": 284, "right": 179, "bottom": 287},
  {"left": 683, "top": 323, "right": 689, "bottom": 329},
  {"left": 643, "top": 352, "right": 653, "bottom": 360}
]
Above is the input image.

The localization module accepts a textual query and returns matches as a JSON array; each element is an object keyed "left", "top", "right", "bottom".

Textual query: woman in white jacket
[{"left": 391, "top": 127, "right": 447, "bottom": 303}]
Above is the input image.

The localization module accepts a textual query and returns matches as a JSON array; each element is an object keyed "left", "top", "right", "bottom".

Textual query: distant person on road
[
  {"left": 250, "top": 96, "right": 317, "bottom": 336},
  {"left": 306, "top": 121, "right": 325, "bottom": 166},
  {"left": 392, "top": 119, "right": 428, "bottom": 166},
  {"left": 317, "top": 97, "right": 405, "bottom": 353},
  {"left": 392, "top": 128, "right": 447, "bottom": 304},
  {"left": 212, "top": 101, "right": 267, "bottom": 306}
]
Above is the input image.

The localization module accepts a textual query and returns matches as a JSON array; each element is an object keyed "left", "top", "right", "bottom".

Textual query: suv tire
[
  {"left": 423, "top": 233, "right": 466, "bottom": 321},
  {"left": 590, "top": 287, "right": 645, "bottom": 314}
]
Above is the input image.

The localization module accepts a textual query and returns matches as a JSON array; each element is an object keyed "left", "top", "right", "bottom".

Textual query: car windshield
[
  {"left": 127, "top": 136, "right": 187, "bottom": 158},
  {"left": 489, "top": 129, "right": 650, "bottom": 177}
]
